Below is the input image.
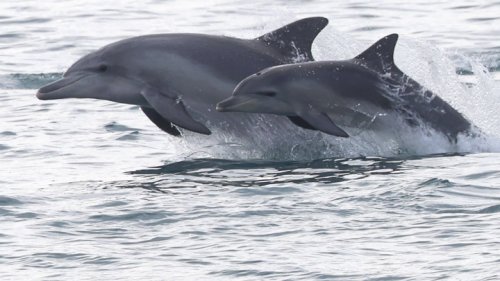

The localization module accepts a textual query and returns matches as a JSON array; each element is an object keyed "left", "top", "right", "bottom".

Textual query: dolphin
[
  {"left": 217, "top": 34, "right": 472, "bottom": 141},
  {"left": 37, "top": 17, "right": 328, "bottom": 136}
]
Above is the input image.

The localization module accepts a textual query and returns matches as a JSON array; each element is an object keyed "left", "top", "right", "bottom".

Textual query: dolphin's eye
[
  {"left": 98, "top": 65, "right": 108, "bottom": 72},
  {"left": 256, "top": 91, "right": 276, "bottom": 97}
]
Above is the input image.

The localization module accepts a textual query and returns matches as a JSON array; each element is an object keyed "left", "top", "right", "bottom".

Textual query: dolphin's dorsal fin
[
  {"left": 255, "top": 17, "right": 328, "bottom": 62},
  {"left": 354, "top": 34, "right": 399, "bottom": 73}
]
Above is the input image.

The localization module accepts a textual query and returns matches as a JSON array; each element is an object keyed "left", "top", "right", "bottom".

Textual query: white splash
[{"left": 176, "top": 17, "right": 500, "bottom": 160}]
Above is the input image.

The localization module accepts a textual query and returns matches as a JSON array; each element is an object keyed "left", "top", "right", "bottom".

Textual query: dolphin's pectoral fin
[
  {"left": 255, "top": 17, "right": 328, "bottom": 62},
  {"left": 297, "top": 110, "right": 349, "bottom": 137},
  {"left": 141, "top": 88, "right": 211, "bottom": 135},
  {"left": 287, "top": 116, "right": 317, "bottom": 130},
  {"left": 141, "top": 107, "right": 181, "bottom": 136}
]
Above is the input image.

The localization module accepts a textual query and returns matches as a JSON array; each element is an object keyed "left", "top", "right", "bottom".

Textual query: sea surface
[{"left": 1, "top": 0, "right": 500, "bottom": 280}]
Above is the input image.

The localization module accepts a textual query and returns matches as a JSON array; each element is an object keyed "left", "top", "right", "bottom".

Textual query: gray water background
[{"left": 1, "top": 0, "right": 500, "bottom": 280}]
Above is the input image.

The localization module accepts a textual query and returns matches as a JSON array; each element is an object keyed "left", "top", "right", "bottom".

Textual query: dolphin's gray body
[
  {"left": 37, "top": 17, "right": 328, "bottom": 136},
  {"left": 217, "top": 34, "right": 472, "bottom": 141}
]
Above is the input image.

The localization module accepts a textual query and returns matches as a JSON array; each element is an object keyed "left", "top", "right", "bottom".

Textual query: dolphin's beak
[
  {"left": 216, "top": 95, "right": 256, "bottom": 112},
  {"left": 36, "top": 73, "right": 90, "bottom": 100}
]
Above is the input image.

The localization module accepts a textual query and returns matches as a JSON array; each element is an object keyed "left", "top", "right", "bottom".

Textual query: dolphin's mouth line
[
  {"left": 41, "top": 74, "right": 88, "bottom": 93},
  {"left": 216, "top": 98, "right": 254, "bottom": 112},
  {"left": 37, "top": 74, "right": 91, "bottom": 100}
]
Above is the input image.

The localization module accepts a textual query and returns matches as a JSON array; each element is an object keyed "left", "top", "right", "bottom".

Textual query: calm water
[{"left": 1, "top": 0, "right": 500, "bottom": 280}]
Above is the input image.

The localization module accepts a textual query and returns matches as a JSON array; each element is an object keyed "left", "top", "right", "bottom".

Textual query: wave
[{"left": 0, "top": 72, "right": 62, "bottom": 90}]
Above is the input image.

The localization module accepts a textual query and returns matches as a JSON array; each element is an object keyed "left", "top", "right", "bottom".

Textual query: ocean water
[{"left": 1, "top": 0, "right": 500, "bottom": 280}]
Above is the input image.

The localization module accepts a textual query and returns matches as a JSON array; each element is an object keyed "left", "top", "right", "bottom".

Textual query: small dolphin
[
  {"left": 217, "top": 34, "right": 472, "bottom": 140},
  {"left": 37, "top": 17, "right": 328, "bottom": 136}
]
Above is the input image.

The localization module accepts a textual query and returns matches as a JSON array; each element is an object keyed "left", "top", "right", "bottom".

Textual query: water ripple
[
  {"left": 0, "top": 73, "right": 62, "bottom": 89},
  {"left": 0, "top": 196, "right": 22, "bottom": 206}
]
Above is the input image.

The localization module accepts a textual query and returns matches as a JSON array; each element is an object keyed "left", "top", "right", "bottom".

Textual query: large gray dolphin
[
  {"left": 37, "top": 17, "right": 328, "bottom": 136},
  {"left": 217, "top": 34, "right": 473, "bottom": 141}
]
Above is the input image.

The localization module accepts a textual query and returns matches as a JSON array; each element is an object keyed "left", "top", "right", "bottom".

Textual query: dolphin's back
[{"left": 102, "top": 33, "right": 305, "bottom": 83}]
